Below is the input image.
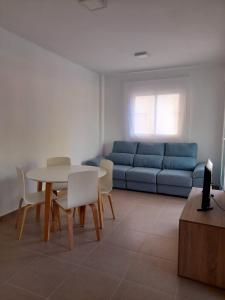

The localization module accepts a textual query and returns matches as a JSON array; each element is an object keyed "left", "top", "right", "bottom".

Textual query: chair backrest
[
  {"left": 16, "top": 167, "right": 26, "bottom": 201},
  {"left": 100, "top": 159, "right": 113, "bottom": 193},
  {"left": 67, "top": 170, "right": 98, "bottom": 208},
  {"left": 47, "top": 157, "right": 71, "bottom": 167}
]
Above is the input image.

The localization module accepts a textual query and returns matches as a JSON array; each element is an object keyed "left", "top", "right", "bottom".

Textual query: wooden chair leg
[
  {"left": 18, "top": 206, "right": 29, "bottom": 240},
  {"left": 73, "top": 208, "right": 76, "bottom": 219},
  {"left": 108, "top": 193, "right": 115, "bottom": 220},
  {"left": 97, "top": 194, "right": 103, "bottom": 229},
  {"left": 101, "top": 195, "right": 104, "bottom": 212},
  {"left": 56, "top": 205, "right": 62, "bottom": 231},
  {"left": 15, "top": 198, "right": 23, "bottom": 229},
  {"left": 52, "top": 202, "right": 61, "bottom": 232},
  {"left": 36, "top": 181, "right": 43, "bottom": 223},
  {"left": 78, "top": 207, "right": 81, "bottom": 224},
  {"left": 79, "top": 206, "right": 86, "bottom": 227},
  {"left": 90, "top": 203, "right": 100, "bottom": 241},
  {"left": 52, "top": 203, "right": 56, "bottom": 233},
  {"left": 51, "top": 205, "right": 55, "bottom": 232},
  {"left": 66, "top": 209, "right": 74, "bottom": 250},
  {"left": 82, "top": 206, "right": 86, "bottom": 225},
  {"left": 36, "top": 204, "right": 41, "bottom": 223}
]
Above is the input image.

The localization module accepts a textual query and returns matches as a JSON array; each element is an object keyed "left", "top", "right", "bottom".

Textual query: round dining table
[{"left": 26, "top": 165, "right": 107, "bottom": 241}]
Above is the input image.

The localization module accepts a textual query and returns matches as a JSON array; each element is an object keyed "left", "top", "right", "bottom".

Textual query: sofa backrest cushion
[
  {"left": 165, "top": 143, "right": 197, "bottom": 158},
  {"left": 106, "top": 153, "right": 134, "bottom": 166},
  {"left": 163, "top": 143, "right": 197, "bottom": 171},
  {"left": 137, "top": 143, "right": 165, "bottom": 155},
  {"left": 163, "top": 156, "right": 196, "bottom": 171},
  {"left": 133, "top": 142, "right": 164, "bottom": 169},
  {"left": 112, "top": 141, "right": 138, "bottom": 154}
]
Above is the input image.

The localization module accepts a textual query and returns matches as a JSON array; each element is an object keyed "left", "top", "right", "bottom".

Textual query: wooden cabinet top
[{"left": 180, "top": 187, "right": 225, "bottom": 228}]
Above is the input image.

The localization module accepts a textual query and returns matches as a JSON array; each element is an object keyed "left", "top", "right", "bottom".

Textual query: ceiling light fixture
[
  {"left": 134, "top": 51, "right": 149, "bottom": 59},
  {"left": 78, "top": 0, "right": 107, "bottom": 11}
]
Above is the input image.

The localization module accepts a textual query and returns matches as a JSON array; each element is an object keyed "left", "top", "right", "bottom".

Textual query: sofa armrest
[
  {"left": 82, "top": 155, "right": 105, "bottom": 167},
  {"left": 193, "top": 162, "right": 205, "bottom": 178}
]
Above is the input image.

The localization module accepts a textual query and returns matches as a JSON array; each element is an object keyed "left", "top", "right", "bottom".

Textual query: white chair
[
  {"left": 47, "top": 157, "right": 71, "bottom": 167},
  {"left": 53, "top": 170, "right": 100, "bottom": 250},
  {"left": 99, "top": 159, "right": 115, "bottom": 220},
  {"left": 47, "top": 157, "right": 71, "bottom": 195},
  {"left": 16, "top": 167, "right": 45, "bottom": 240}
]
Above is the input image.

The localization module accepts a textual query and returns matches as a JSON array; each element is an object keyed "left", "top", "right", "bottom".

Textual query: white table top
[{"left": 26, "top": 165, "right": 106, "bottom": 183}]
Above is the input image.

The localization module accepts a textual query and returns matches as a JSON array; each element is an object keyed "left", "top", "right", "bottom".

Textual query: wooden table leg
[
  {"left": 36, "top": 181, "right": 42, "bottom": 223},
  {"left": 44, "top": 182, "right": 52, "bottom": 242},
  {"left": 98, "top": 187, "right": 103, "bottom": 229}
]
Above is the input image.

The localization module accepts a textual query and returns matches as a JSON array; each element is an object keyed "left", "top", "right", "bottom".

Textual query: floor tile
[
  {"left": 48, "top": 237, "right": 100, "bottom": 265},
  {"left": 152, "top": 219, "right": 179, "bottom": 238},
  {"left": 119, "top": 205, "right": 160, "bottom": 233},
  {"left": 83, "top": 243, "right": 137, "bottom": 278},
  {"left": 20, "top": 226, "right": 101, "bottom": 264},
  {"left": 112, "top": 280, "right": 174, "bottom": 300},
  {"left": 125, "top": 253, "right": 178, "bottom": 295},
  {"left": 0, "top": 284, "right": 44, "bottom": 300},
  {"left": 104, "top": 227, "right": 147, "bottom": 252},
  {"left": 0, "top": 189, "right": 224, "bottom": 300},
  {"left": 0, "top": 245, "right": 41, "bottom": 285},
  {"left": 50, "top": 266, "right": 120, "bottom": 300},
  {"left": 83, "top": 218, "right": 120, "bottom": 241},
  {"left": 176, "top": 278, "right": 225, "bottom": 300},
  {"left": 9, "top": 256, "right": 76, "bottom": 297},
  {"left": 139, "top": 234, "right": 178, "bottom": 261}
]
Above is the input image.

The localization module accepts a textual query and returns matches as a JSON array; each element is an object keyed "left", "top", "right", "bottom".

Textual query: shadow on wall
[
  {"left": 0, "top": 161, "right": 40, "bottom": 217},
  {"left": 103, "top": 142, "right": 113, "bottom": 155},
  {"left": 0, "top": 175, "right": 21, "bottom": 217}
]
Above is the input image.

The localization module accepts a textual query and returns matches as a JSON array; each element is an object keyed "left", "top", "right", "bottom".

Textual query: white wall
[
  {"left": 104, "top": 64, "right": 225, "bottom": 185},
  {"left": 0, "top": 28, "right": 100, "bottom": 216}
]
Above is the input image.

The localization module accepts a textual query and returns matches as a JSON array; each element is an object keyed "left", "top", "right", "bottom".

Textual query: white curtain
[{"left": 124, "top": 77, "right": 190, "bottom": 142}]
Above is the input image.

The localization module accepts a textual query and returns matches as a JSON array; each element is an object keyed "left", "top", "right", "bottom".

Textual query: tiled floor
[{"left": 0, "top": 189, "right": 225, "bottom": 300}]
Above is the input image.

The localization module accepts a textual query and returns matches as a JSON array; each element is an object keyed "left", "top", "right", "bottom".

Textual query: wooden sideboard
[{"left": 178, "top": 187, "right": 225, "bottom": 289}]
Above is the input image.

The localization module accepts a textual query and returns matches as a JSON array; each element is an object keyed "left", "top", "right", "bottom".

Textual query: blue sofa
[{"left": 84, "top": 141, "right": 205, "bottom": 197}]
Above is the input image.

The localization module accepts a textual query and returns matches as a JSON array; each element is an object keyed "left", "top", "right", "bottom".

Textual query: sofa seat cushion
[
  {"left": 113, "top": 165, "right": 132, "bottom": 180},
  {"left": 157, "top": 169, "right": 193, "bottom": 187},
  {"left": 126, "top": 167, "right": 161, "bottom": 184}
]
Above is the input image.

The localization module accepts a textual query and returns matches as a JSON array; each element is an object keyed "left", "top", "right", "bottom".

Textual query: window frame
[
  {"left": 124, "top": 78, "right": 189, "bottom": 142},
  {"left": 132, "top": 92, "right": 181, "bottom": 137}
]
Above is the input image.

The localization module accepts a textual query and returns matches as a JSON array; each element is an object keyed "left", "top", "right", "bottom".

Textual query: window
[
  {"left": 132, "top": 93, "right": 182, "bottom": 138},
  {"left": 125, "top": 78, "right": 188, "bottom": 140}
]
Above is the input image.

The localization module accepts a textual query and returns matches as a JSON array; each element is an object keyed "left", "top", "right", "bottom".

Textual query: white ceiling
[{"left": 0, "top": 0, "right": 225, "bottom": 73}]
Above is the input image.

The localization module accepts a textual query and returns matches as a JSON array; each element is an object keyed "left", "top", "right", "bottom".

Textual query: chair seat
[
  {"left": 126, "top": 167, "right": 161, "bottom": 184},
  {"left": 113, "top": 165, "right": 132, "bottom": 180},
  {"left": 157, "top": 169, "right": 193, "bottom": 187},
  {"left": 24, "top": 191, "right": 45, "bottom": 205}
]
